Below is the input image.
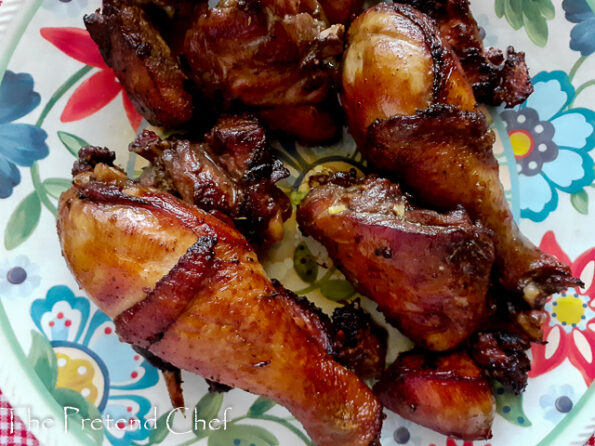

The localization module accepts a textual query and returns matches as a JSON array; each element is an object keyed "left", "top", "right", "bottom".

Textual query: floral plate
[{"left": 1, "top": 1, "right": 595, "bottom": 445}]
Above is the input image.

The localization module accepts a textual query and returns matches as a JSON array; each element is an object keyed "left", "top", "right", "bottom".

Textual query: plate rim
[{"left": 0, "top": 1, "right": 593, "bottom": 445}]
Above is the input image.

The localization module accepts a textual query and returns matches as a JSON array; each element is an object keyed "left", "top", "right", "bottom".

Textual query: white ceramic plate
[{"left": 1, "top": 1, "right": 595, "bottom": 445}]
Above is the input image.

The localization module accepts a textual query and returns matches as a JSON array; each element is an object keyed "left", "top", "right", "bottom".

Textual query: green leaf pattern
[
  {"left": 493, "top": 381, "right": 533, "bottom": 427},
  {"left": 27, "top": 330, "right": 105, "bottom": 444},
  {"left": 496, "top": 0, "right": 555, "bottom": 46}
]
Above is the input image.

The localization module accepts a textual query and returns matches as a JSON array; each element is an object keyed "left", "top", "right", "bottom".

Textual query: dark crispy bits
[
  {"left": 395, "top": 0, "right": 533, "bottom": 107},
  {"left": 470, "top": 330, "right": 531, "bottom": 394},
  {"left": 72, "top": 146, "right": 116, "bottom": 176},
  {"left": 131, "top": 115, "right": 292, "bottom": 246},
  {"left": 331, "top": 300, "right": 388, "bottom": 380}
]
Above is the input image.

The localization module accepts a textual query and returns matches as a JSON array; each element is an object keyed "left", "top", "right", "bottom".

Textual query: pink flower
[
  {"left": 40, "top": 27, "right": 142, "bottom": 131},
  {"left": 529, "top": 231, "right": 595, "bottom": 385}
]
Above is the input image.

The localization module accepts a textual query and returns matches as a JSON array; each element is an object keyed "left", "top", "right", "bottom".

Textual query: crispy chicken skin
[
  {"left": 131, "top": 115, "right": 291, "bottom": 246},
  {"left": 341, "top": 3, "right": 475, "bottom": 146},
  {"left": 374, "top": 350, "right": 495, "bottom": 440},
  {"left": 57, "top": 162, "right": 383, "bottom": 446},
  {"left": 331, "top": 300, "right": 388, "bottom": 380},
  {"left": 84, "top": 0, "right": 195, "bottom": 128},
  {"left": 395, "top": 0, "right": 533, "bottom": 107},
  {"left": 181, "top": 0, "right": 345, "bottom": 142},
  {"left": 85, "top": 0, "right": 344, "bottom": 143},
  {"left": 367, "top": 106, "right": 581, "bottom": 307},
  {"left": 297, "top": 173, "right": 495, "bottom": 351},
  {"left": 342, "top": 4, "right": 580, "bottom": 307}
]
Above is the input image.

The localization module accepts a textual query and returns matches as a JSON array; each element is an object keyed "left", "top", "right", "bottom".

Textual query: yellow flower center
[
  {"left": 56, "top": 352, "right": 99, "bottom": 405},
  {"left": 553, "top": 295, "right": 584, "bottom": 325},
  {"left": 509, "top": 130, "right": 533, "bottom": 159}
]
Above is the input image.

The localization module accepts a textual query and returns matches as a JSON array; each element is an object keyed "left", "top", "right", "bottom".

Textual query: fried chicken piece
[
  {"left": 131, "top": 115, "right": 291, "bottom": 246},
  {"left": 331, "top": 300, "right": 388, "bottom": 380},
  {"left": 395, "top": 0, "right": 533, "bottom": 107},
  {"left": 182, "top": 0, "right": 345, "bottom": 143},
  {"left": 367, "top": 106, "right": 581, "bottom": 307},
  {"left": 84, "top": 0, "right": 195, "bottom": 128},
  {"left": 342, "top": 4, "right": 580, "bottom": 307},
  {"left": 297, "top": 173, "right": 494, "bottom": 351},
  {"left": 341, "top": 3, "right": 476, "bottom": 147},
  {"left": 374, "top": 350, "right": 495, "bottom": 440},
  {"left": 57, "top": 161, "right": 383, "bottom": 446}
]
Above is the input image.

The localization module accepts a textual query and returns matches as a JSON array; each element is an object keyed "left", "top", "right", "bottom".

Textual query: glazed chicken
[
  {"left": 395, "top": 0, "right": 533, "bottom": 107},
  {"left": 342, "top": 3, "right": 580, "bottom": 309},
  {"left": 297, "top": 172, "right": 495, "bottom": 352},
  {"left": 57, "top": 157, "right": 383, "bottom": 446},
  {"left": 84, "top": 0, "right": 197, "bottom": 128},
  {"left": 374, "top": 350, "right": 495, "bottom": 440},
  {"left": 85, "top": 0, "right": 346, "bottom": 143},
  {"left": 182, "top": 0, "right": 345, "bottom": 142},
  {"left": 130, "top": 114, "right": 292, "bottom": 247}
]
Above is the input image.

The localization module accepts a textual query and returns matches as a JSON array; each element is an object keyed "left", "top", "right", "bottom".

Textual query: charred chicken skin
[
  {"left": 84, "top": 0, "right": 196, "bottom": 128},
  {"left": 395, "top": 0, "right": 533, "bottom": 107},
  {"left": 85, "top": 0, "right": 346, "bottom": 143},
  {"left": 374, "top": 350, "right": 495, "bottom": 440},
  {"left": 131, "top": 114, "right": 292, "bottom": 247},
  {"left": 331, "top": 300, "right": 388, "bottom": 380},
  {"left": 342, "top": 3, "right": 580, "bottom": 308},
  {"left": 57, "top": 158, "right": 383, "bottom": 446},
  {"left": 297, "top": 173, "right": 495, "bottom": 352}
]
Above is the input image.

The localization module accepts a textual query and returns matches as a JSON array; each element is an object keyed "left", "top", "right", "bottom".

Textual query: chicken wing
[
  {"left": 297, "top": 172, "right": 495, "bottom": 351},
  {"left": 374, "top": 350, "right": 495, "bottom": 440},
  {"left": 131, "top": 114, "right": 292, "bottom": 246},
  {"left": 84, "top": 0, "right": 196, "bottom": 128},
  {"left": 57, "top": 160, "right": 383, "bottom": 446},
  {"left": 395, "top": 0, "right": 533, "bottom": 107},
  {"left": 342, "top": 4, "right": 580, "bottom": 307}
]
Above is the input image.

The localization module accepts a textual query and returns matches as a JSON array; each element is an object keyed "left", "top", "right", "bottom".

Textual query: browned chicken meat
[
  {"left": 84, "top": 0, "right": 196, "bottom": 128},
  {"left": 131, "top": 114, "right": 292, "bottom": 246},
  {"left": 318, "top": 0, "right": 364, "bottom": 25},
  {"left": 342, "top": 3, "right": 581, "bottom": 309},
  {"left": 57, "top": 157, "right": 383, "bottom": 446},
  {"left": 374, "top": 350, "right": 495, "bottom": 440},
  {"left": 395, "top": 0, "right": 533, "bottom": 107},
  {"left": 85, "top": 0, "right": 345, "bottom": 143},
  {"left": 182, "top": 0, "right": 345, "bottom": 142},
  {"left": 297, "top": 172, "right": 495, "bottom": 352}
]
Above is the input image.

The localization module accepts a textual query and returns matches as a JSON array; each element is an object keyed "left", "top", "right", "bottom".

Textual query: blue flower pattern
[
  {"left": 0, "top": 71, "right": 49, "bottom": 198},
  {"left": 31, "top": 286, "right": 160, "bottom": 446},
  {"left": 539, "top": 384, "right": 577, "bottom": 423},
  {"left": 501, "top": 71, "right": 595, "bottom": 221},
  {"left": 563, "top": 0, "right": 595, "bottom": 56}
]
